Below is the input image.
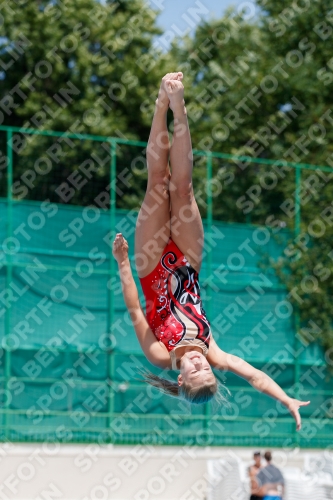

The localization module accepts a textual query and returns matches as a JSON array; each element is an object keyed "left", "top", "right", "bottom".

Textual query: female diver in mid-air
[{"left": 112, "top": 72, "right": 310, "bottom": 428}]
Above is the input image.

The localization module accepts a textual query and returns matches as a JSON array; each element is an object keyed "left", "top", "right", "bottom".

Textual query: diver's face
[{"left": 178, "top": 351, "right": 215, "bottom": 387}]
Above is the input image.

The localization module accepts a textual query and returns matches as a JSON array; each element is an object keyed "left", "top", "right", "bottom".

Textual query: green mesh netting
[{"left": 0, "top": 199, "right": 332, "bottom": 447}]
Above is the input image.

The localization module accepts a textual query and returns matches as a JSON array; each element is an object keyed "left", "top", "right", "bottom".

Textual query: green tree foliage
[
  {"left": 1, "top": 0, "right": 165, "bottom": 135},
  {"left": 0, "top": 0, "right": 172, "bottom": 203}
]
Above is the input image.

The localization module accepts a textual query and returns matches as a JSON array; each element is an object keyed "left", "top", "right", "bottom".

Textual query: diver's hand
[
  {"left": 286, "top": 398, "right": 310, "bottom": 431},
  {"left": 112, "top": 233, "right": 129, "bottom": 265}
]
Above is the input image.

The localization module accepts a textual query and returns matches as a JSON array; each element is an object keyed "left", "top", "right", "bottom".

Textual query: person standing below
[
  {"left": 255, "top": 451, "right": 285, "bottom": 500},
  {"left": 248, "top": 451, "right": 263, "bottom": 500}
]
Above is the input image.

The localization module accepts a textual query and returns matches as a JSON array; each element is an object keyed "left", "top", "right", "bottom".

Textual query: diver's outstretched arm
[
  {"left": 208, "top": 338, "right": 310, "bottom": 430},
  {"left": 113, "top": 233, "right": 139, "bottom": 310},
  {"left": 112, "top": 233, "right": 170, "bottom": 368}
]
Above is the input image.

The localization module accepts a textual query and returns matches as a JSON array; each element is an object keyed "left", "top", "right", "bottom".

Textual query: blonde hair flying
[{"left": 142, "top": 371, "right": 220, "bottom": 405}]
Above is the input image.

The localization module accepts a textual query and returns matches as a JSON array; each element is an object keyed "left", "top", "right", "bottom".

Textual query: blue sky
[{"left": 148, "top": 0, "right": 246, "bottom": 46}]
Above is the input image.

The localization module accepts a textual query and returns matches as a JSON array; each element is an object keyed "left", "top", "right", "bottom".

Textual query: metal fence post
[
  {"left": 206, "top": 152, "right": 213, "bottom": 318},
  {"left": 294, "top": 165, "right": 301, "bottom": 444},
  {"left": 107, "top": 139, "right": 117, "bottom": 441},
  {"left": 204, "top": 152, "right": 213, "bottom": 428},
  {"left": 4, "top": 129, "right": 13, "bottom": 440}
]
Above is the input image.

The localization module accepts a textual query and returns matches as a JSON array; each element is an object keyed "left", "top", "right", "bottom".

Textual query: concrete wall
[{"left": 0, "top": 443, "right": 321, "bottom": 500}]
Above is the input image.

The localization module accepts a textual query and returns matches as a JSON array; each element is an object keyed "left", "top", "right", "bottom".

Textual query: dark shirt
[{"left": 256, "top": 464, "right": 284, "bottom": 487}]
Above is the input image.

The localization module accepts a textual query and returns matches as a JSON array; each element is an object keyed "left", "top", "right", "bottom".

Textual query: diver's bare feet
[
  {"left": 165, "top": 79, "right": 186, "bottom": 115},
  {"left": 156, "top": 72, "right": 183, "bottom": 112}
]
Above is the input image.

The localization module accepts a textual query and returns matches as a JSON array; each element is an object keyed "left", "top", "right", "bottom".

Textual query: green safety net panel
[{"left": 0, "top": 199, "right": 331, "bottom": 447}]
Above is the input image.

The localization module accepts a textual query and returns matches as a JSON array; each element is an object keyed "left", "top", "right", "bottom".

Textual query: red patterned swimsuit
[{"left": 139, "top": 239, "right": 211, "bottom": 367}]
